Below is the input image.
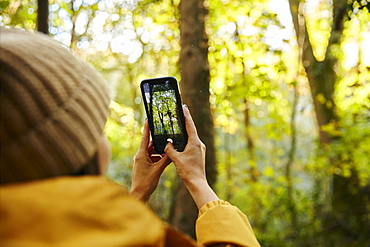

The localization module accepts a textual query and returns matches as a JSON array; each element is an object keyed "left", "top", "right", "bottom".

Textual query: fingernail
[
  {"left": 183, "top": 104, "right": 188, "bottom": 108},
  {"left": 167, "top": 138, "right": 173, "bottom": 143}
]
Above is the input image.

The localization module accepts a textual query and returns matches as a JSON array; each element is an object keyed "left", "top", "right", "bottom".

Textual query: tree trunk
[
  {"left": 235, "top": 23, "right": 258, "bottom": 183},
  {"left": 285, "top": 78, "right": 299, "bottom": 232},
  {"left": 242, "top": 88, "right": 258, "bottom": 183},
  {"left": 169, "top": 0, "right": 216, "bottom": 239},
  {"left": 37, "top": 0, "right": 49, "bottom": 34},
  {"left": 284, "top": 1, "right": 305, "bottom": 233}
]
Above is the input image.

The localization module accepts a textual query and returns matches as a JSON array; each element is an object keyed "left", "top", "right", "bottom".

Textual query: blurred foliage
[{"left": 1, "top": 0, "right": 370, "bottom": 246}]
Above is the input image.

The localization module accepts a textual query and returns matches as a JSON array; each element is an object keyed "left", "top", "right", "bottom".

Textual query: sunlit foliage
[{"left": 1, "top": 0, "right": 369, "bottom": 245}]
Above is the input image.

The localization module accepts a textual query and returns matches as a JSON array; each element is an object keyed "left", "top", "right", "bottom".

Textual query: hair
[{"left": 0, "top": 29, "right": 110, "bottom": 184}]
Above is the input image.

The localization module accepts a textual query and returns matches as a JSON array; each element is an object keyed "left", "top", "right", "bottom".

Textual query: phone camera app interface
[{"left": 143, "top": 81, "right": 183, "bottom": 136}]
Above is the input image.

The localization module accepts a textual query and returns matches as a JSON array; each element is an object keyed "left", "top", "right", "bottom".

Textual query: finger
[
  {"left": 182, "top": 105, "right": 199, "bottom": 141},
  {"left": 139, "top": 120, "right": 150, "bottom": 152},
  {"left": 157, "top": 154, "right": 172, "bottom": 170},
  {"left": 150, "top": 154, "right": 162, "bottom": 163},
  {"left": 164, "top": 140, "right": 178, "bottom": 159},
  {"left": 148, "top": 141, "right": 156, "bottom": 156}
]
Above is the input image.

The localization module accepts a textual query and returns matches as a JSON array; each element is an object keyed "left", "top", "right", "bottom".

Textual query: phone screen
[{"left": 141, "top": 77, "right": 187, "bottom": 154}]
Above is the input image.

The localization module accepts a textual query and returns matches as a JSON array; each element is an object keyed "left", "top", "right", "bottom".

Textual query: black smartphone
[{"left": 140, "top": 76, "right": 188, "bottom": 154}]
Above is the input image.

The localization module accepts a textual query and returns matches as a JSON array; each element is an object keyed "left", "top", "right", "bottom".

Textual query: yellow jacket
[{"left": 0, "top": 176, "right": 260, "bottom": 247}]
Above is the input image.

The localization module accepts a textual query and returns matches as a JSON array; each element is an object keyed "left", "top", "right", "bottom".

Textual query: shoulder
[{"left": 1, "top": 176, "right": 167, "bottom": 246}]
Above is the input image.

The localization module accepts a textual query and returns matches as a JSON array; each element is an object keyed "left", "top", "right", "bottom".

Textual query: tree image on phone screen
[{"left": 151, "top": 85, "right": 181, "bottom": 135}]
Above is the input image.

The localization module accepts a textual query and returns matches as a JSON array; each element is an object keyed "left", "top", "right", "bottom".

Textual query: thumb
[
  {"left": 156, "top": 154, "right": 172, "bottom": 171},
  {"left": 164, "top": 139, "right": 178, "bottom": 160}
]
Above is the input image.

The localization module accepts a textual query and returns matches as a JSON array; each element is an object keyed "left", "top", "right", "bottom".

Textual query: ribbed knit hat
[{"left": 0, "top": 29, "right": 110, "bottom": 184}]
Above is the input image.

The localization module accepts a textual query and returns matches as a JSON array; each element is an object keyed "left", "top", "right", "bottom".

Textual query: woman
[{"left": 0, "top": 28, "right": 260, "bottom": 247}]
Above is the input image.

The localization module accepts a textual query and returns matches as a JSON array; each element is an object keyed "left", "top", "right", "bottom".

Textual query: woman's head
[{"left": 0, "top": 29, "right": 111, "bottom": 184}]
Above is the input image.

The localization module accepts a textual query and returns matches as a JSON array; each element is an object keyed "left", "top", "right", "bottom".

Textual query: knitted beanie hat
[{"left": 0, "top": 29, "right": 111, "bottom": 184}]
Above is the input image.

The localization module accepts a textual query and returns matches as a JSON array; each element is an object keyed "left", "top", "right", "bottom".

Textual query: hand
[
  {"left": 130, "top": 120, "right": 172, "bottom": 202},
  {"left": 164, "top": 105, "right": 206, "bottom": 183},
  {"left": 164, "top": 105, "right": 219, "bottom": 209}
]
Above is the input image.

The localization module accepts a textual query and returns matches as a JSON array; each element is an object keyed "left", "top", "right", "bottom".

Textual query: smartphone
[{"left": 140, "top": 77, "right": 188, "bottom": 154}]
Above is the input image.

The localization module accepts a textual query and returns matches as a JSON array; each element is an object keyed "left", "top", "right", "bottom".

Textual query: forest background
[{"left": 1, "top": 0, "right": 369, "bottom": 246}]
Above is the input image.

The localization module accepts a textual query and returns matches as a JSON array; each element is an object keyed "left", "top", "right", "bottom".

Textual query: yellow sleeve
[{"left": 195, "top": 200, "right": 261, "bottom": 247}]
